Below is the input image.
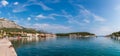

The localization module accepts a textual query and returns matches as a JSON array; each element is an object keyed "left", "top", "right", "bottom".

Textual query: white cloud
[
  {"left": 61, "top": 5, "right": 106, "bottom": 26},
  {"left": 12, "top": 3, "right": 27, "bottom": 13},
  {"left": 35, "top": 1, "right": 52, "bottom": 10},
  {"left": 36, "top": 14, "right": 46, "bottom": 19},
  {"left": 62, "top": 10, "right": 85, "bottom": 26},
  {"left": 25, "top": 23, "right": 72, "bottom": 33},
  {"left": 35, "top": 13, "right": 61, "bottom": 20},
  {"left": 78, "top": 5, "right": 106, "bottom": 22},
  {"left": 68, "top": 18, "right": 81, "bottom": 24},
  {"left": 14, "top": 2, "right": 19, "bottom": 5},
  {"left": 67, "top": 16, "right": 85, "bottom": 26},
  {"left": 93, "top": 14, "right": 106, "bottom": 22},
  {"left": 12, "top": 0, "right": 52, "bottom": 13},
  {"left": 83, "top": 19, "right": 90, "bottom": 23},
  {"left": 13, "top": 7, "right": 26, "bottom": 13},
  {"left": 1, "top": 0, "right": 9, "bottom": 6},
  {"left": 27, "top": 17, "right": 31, "bottom": 21},
  {"left": 28, "top": 0, "right": 53, "bottom": 10}
]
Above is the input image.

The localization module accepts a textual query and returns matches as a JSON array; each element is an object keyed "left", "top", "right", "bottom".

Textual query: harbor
[
  {"left": 0, "top": 35, "right": 56, "bottom": 56},
  {"left": 0, "top": 0, "right": 120, "bottom": 56},
  {"left": 10, "top": 36, "right": 120, "bottom": 56}
]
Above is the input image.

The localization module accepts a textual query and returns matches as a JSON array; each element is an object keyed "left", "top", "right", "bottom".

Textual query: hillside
[
  {"left": 0, "top": 18, "right": 47, "bottom": 33},
  {"left": 0, "top": 18, "right": 47, "bottom": 37},
  {"left": 56, "top": 32, "right": 95, "bottom": 37},
  {"left": 0, "top": 18, "right": 22, "bottom": 29},
  {"left": 108, "top": 31, "right": 120, "bottom": 37}
]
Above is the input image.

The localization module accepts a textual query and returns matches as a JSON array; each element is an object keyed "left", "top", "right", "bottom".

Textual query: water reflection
[
  {"left": 11, "top": 37, "right": 120, "bottom": 56},
  {"left": 111, "top": 37, "right": 120, "bottom": 40},
  {"left": 69, "top": 37, "right": 96, "bottom": 41},
  {"left": 56, "top": 36, "right": 95, "bottom": 42},
  {"left": 11, "top": 36, "right": 95, "bottom": 48},
  {"left": 11, "top": 37, "right": 56, "bottom": 48},
  {"left": 69, "top": 36, "right": 95, "bottom": 39},
  {"left": 111, "top": 37, "right": 120, "bottom": 43}
]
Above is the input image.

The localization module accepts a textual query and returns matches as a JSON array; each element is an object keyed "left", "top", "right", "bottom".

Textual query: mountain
[
  {"left": 0, "top": 18, "right": 46, "bottom": 33},
  {"left": 0, "top": 18, "right": 23, "bottom": 29}
]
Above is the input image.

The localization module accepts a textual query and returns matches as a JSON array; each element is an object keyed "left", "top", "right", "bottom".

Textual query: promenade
[{"left": 0, "top": 38, "right": 17, "bottom": 56}]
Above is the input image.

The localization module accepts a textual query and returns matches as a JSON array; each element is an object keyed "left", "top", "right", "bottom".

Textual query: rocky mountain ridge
[{"left": 0, "top": 18, "right": 23, "bottom": 29}]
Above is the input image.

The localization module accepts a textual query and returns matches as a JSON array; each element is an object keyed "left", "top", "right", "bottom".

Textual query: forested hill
[
  {"left": 56, "top": 32, "right": 95, "bottom": 36},
  {"left": 108, "top": 31, "right": 120, "bottom": 37}
]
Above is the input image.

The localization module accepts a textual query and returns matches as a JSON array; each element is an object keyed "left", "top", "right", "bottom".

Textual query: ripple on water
[{"left": 12, "top": 37, "right": 120, "bottom": 56}]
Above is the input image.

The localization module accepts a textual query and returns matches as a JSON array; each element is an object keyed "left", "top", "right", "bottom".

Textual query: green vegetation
[
  {"left": 0, "top": 28, "right": 44, "bottom": 33},
  {"left": 56, "top": 33, "right": 69, "bottom": 36},
  {"left": 56, "top": 32, "right": 95, "bottom": 36},
  {"left": 69, "top": 32, "right": 95, "bottom": 36},
  {"left": 109, "top": 31, "right": 120, "bottom": 37},
  {"left": 0, "top": 28, "right": 45, "bottom": 37}
]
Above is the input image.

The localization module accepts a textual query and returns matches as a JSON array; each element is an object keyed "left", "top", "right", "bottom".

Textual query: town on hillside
[{"left": 0, "top": 18, "right": 56, "bottom": 39}]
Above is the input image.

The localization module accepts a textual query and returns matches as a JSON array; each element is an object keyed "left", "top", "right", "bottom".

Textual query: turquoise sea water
[{"left": 11, "top": 37, "right": 120, "bottom": 56}]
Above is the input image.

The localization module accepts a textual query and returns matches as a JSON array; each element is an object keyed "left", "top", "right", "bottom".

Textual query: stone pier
[{"left": 0, "top": 38, "right": 17, "bottom": 56}]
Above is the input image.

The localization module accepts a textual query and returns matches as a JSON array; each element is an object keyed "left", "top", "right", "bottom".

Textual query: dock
[{"left": 0, "top": 38, "right": 17, "bottom": 56}]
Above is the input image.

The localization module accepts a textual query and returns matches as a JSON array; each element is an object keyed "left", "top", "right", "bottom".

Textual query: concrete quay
[{"left": 0, "top": 38, "right": 17, "bottom": 56}]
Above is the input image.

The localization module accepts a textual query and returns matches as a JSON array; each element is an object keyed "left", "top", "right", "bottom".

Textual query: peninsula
[
  {"left": 107, "top": 31, "right": 120, "bottom": 38},
  {"left": 56, "top": 32, "right": 95, "bottom": 37}
]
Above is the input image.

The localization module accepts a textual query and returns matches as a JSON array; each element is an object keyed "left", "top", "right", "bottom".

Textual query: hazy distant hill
[{"left": 0, "top": 18, "right": 23, "bottom": 29}]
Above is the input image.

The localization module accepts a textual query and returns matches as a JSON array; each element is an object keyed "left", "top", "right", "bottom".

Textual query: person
[{"left": 9, "top": 45, "right": 13, "bottom": 48}]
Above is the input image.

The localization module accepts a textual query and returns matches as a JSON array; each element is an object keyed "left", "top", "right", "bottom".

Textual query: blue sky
[{"left": 0, "top": 0, "right": 120, "bottom": 35}]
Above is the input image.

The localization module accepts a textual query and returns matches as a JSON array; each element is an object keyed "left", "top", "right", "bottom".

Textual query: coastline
[{"left": 0, "top": 38, "right": 17, "bottom": 56}]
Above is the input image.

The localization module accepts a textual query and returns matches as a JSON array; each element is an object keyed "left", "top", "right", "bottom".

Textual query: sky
[{"left": 0, "top": 0, "right": 120, "bottom": 35}]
